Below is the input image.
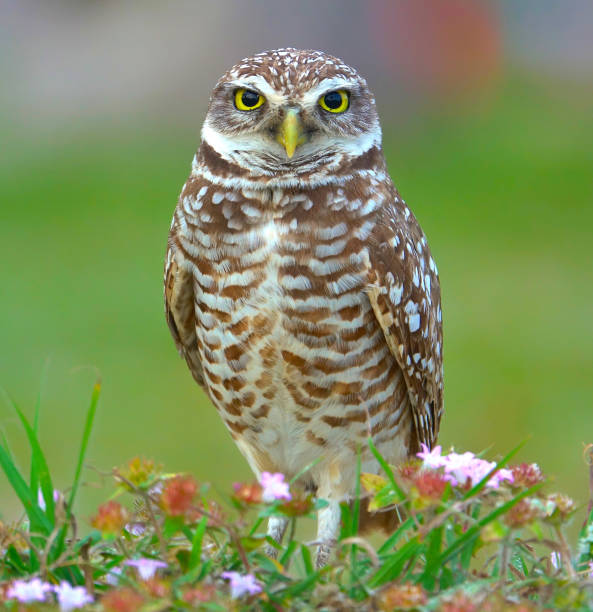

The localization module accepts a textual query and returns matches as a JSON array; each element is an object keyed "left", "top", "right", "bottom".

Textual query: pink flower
[
  {"left": 125, "top": 558, "right": 167, "bottom": 581},
  {"left": 417, "top": 444, "right": 447, "bottom": 469},
  {"left": 6, "top": 578, "right": 52, "bottom": 603},
  {"left": 260, "top": 472, "right": 291, "bottom": 502},
  {"left": 221, "top": 571, "right": 262, "bottom": 598},
  {"left": 417, "top": 447, "right": 514, "bottom": 489},
  {"left": 54, "top": 582, "right": 93, "bottom": 611},
  {"left": 589, "top": 560, "right": 593, "bottom": 579}
]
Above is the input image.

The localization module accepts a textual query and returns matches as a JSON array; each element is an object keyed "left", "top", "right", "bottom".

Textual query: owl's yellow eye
[
  {"left": 318, "top": 90, "right": 349, "bottom": 113},
  {"left": 234, "top": 88, "right": 265, "bottom": 111}
]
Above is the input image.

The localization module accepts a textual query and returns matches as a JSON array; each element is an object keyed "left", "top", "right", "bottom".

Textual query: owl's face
[{"left": 201, "top": 49, "right": 381, "bottom": 180}]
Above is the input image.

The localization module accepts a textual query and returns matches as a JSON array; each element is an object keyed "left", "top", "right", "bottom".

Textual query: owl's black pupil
[
  {"left": 241, "top": 90, "right": 260, "bottom": 107},
  {"left": 324, "top": 91, "right": 343, "bottom": 109}
]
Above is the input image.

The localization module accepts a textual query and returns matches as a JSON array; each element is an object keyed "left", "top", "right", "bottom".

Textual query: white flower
[
  {"left": 260, "top": 472, "right": 291, "bottom": 502},
  {"left": 54, "top": 582, "right": 93, "bottom": 611},
  {"left": 6, "top": 578, "right": 52, "bottom": 603},
  {"left": 125, "top": 558, "right": 167, "bottom": 581},
  {"left": 221, "top": 571, "right": 262, "bottom": 598}
]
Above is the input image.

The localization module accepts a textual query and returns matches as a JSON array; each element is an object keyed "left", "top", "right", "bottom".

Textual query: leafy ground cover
[{"left": 0, "top": 384, "right": 592, "bottom": 611}]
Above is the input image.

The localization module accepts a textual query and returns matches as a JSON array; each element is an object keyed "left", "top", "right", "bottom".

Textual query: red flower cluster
[
  {"left": 511, "top": 463, "right": 544, "bottom": 488},
  {"left": 160, "top": 475, "right": 198, "bottom": 517},
  {"left": 91, "top": 501, "right": 127, "bottom": 536},
  {"left": 503, "top": 498, "right": 541, "bottom": 528},
  {"left": 398, "top": 461, "right": 421, "bottom": 482},
  {"left": 377, "top": 582, "right": 427, "bottom": 610},
  {"left": 232, "top": 482, "right": 263, "bottom": 505},
  {"left": 414, "top": 471, "right": 448, "bottom": 499},
  {"left": 144, "top": 577, "right": 169, "bottom": 599},
  {"left": 183, "top": 584, "right": 216, "bottom": 605},
  {"left": 278, "top": 492, "right": 314, "bottom": 517},
  {"left": 440, "top": 590, "right": 479, "bottom": 612},
  {"left": 101, "top": 587, "right": 144, "bottom": 612}
]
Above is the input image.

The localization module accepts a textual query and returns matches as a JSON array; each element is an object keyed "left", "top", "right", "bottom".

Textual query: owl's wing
[
  {"left": 366, "top": 192, "right": 444, "bottom": 451},
  {"left": 164, "top": 243, "right": 205, "bottom": 387}
]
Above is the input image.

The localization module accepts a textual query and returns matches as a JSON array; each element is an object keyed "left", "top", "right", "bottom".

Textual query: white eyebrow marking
[
  {"left": 229, "top": 75, "right": 286, "bottom": 106},
  {"left": 300, "top": 77, "right": 356, "bottom": 107}
]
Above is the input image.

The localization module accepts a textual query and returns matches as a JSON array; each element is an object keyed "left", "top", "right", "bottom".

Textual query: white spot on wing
[{"left": 408, "top": 313, "right": 420, "bottom": 333}]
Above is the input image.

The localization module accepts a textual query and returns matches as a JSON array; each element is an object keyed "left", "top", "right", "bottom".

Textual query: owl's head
[{"left": 201, "top": 49, "right": 382, "bottom": 183}]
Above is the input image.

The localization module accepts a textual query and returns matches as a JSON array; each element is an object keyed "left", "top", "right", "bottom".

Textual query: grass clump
[{"left": 0, "top": 383, "right": 592, "bottom": 610}]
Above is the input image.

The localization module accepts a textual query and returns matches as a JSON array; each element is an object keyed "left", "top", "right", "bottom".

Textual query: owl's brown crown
[{"left": 217, "top": 48, "right": 365, "bottom": 97}]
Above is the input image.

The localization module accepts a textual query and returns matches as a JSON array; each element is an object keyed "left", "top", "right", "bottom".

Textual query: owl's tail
[{"left": 355, "top": 497, "right": 401, "bottom": 534}]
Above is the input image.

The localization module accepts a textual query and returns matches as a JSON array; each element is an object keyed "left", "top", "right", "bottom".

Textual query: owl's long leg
[
  {"left": 315, "top": 500, "right": 341, "bottom": 568},
  {"left": 265, "top": 516, "right": 289, "bottom": 559}
]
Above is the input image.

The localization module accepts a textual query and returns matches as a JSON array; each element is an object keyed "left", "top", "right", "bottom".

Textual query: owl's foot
[
  {"left": 265, "top": 516, "right": 289, "bottom": 559},
  {"left": 315, "top": 541, "right": 336, "bottom": 569}
]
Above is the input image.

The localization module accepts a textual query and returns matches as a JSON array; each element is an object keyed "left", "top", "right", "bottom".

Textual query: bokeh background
[{"left": 1, "top": 0, "right": 592, "bottom": 531}]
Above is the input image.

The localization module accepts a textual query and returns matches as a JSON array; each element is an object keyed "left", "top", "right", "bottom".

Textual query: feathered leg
[
  {"left": 265, "top": 516, "right": 289, "bottom": 559},
  {"left": 315, "top": 500, "right": 341, "bottom": 568}
]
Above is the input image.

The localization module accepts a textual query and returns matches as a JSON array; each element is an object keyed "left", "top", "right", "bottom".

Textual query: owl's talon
[{"left": 315, "top": 541, "right": 336, "bottom": 569}]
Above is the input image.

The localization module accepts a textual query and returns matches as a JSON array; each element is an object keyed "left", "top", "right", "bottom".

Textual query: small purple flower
[
  {"left": 125, "top": 558, "right": 167, "bottom": 581},
  {"left": 6, "top": 578, "right": 52, "bottom": 603},
  {"left": 260, "top": 472, "right": 291, "bottom": 502},
  {"left": 550, "top": 551, "right": 561, "bottom": 570},
  {"left": 221, "top": 571, "right": 262, "bottom": 598},
  {"left": 124, "top": 522, "right": 146, "bottom": 537},
  {"left": 105, "top": 566, "right": 122, "bottom": 586},
  {"left": 54, "top": 581, "right": 93, "bottom": 611},
  {"left": 589, "top": 560, "right": 593, "bottom": 579},
  {"left": 38, "top": 487, "right": 60, "bottom": 512}
]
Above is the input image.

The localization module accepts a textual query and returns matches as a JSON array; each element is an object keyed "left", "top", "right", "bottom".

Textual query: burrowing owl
[{"left": 165, "top": 49, "right": 443, "bottom": 566}]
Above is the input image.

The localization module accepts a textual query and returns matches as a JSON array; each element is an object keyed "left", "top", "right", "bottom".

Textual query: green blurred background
[{"left": 1, "top": 1, "right": 592, "bottom": 529}]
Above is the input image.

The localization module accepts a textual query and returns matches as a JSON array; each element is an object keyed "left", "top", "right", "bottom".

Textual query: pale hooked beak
[{"left": 276, "top": 108, "right": 306, "bottom": 158}]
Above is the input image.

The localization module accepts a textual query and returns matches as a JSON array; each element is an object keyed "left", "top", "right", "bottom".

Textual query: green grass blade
[
  {"left": 0, "top": 428, "right": 15, "bottom": 464},
  {"left": 420, "top": 524, "right": 444, "bottom": 589},
  {"left": 367, "top": 437, "right": 406, "bottom": 502},
  {"left": 280, "top": 569, "right": 321, "bottom": 598},
  {"left": 30, "top": 360, "right": 50, "bottom": 496},
  {"left": 437, "top": 482, "right": 543, "bottom": 566},
  {"left": 6, "top": 545, "right": 28, "bottom": 573},
  {"left": 300, "top": 544, "right": 314, "bottom": 575},
  {"left": 280, "top": 539, "right": 298, "bottom": 567},
  {"left": 189, "top": 516, "right": 208, "bottom": 570},
  {"left": 9, "top": 398, "right": 55, "bottom": 524},
  {"left": 0, "top": 443, "right": 52, "bottom": 534},
  {"left": 68, "top": 381, "right": 100, "bottom": 512},
  {"left": 289, "top": 456, "right": 322, "bottom": 485},
  {"left": 369, "top": 536, "right": 424, "bottom": 587},
  {"left": 377, "top": 516, "right": 414, "bottom": 555}
]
